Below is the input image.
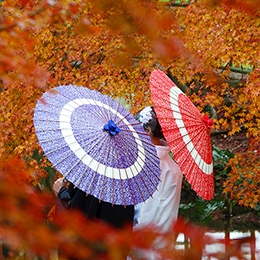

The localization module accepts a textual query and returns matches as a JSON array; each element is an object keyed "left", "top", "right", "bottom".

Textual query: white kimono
[{"left": 134, "top": 141, "right": 183, "bottom": 233}]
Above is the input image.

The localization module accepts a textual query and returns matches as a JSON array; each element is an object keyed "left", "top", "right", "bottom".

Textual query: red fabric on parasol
[{"left": 150, "top": 69, "right": 214, "bottom": 200}]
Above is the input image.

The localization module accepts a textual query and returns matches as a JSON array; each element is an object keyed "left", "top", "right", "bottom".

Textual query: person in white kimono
[
  {"left": 131, "top": 106, "right": 183, "bottom": 259},
  {"left": 135, "top": 106, "right": 183, "bottom": 230}
]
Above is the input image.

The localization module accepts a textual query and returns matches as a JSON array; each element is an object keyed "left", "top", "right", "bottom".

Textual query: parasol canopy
[
  {"left": 34, "top": 85, "right": 161, "bottom": 205},
  {"left": 150, "top": 70, "right": 214, "bottom": 200}
]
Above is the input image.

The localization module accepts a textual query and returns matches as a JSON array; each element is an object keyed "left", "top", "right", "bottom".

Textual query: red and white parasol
[{"left": 150, "top": 69, "right": 214, "bottom": 200}]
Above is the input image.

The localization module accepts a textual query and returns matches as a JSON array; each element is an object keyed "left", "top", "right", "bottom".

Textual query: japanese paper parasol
[
  {"left": 33, "top": 85, "right": 161, "bottom": 206},
  {"left": 150, "top": 69, "right": 214, "bottom": 200}
]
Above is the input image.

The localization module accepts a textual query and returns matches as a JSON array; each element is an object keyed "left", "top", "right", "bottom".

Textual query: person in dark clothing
[
  {"left": 53, "top": 178, "right": 134, "bottom": 259},
  {"left": 54, "top": 178, "right": 134, "bottom": 229}
]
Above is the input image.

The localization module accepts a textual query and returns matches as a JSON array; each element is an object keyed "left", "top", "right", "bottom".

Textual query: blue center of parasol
[{"left": 103, "top": 119, "right": 121, "bottom": 136}]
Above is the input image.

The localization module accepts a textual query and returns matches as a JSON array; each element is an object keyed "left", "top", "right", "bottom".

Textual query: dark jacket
[{"left": 58, "top": 183, "right": 134, "bottom": 229}]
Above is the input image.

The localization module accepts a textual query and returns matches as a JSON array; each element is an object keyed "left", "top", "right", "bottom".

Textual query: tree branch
[{"left": 0, "top": 7, "right": 46, "bottom": 32}]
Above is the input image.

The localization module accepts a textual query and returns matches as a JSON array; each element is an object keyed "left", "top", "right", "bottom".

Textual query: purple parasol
[{"left": 33, "top": 85, "right": 161, "bottom": 206}]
